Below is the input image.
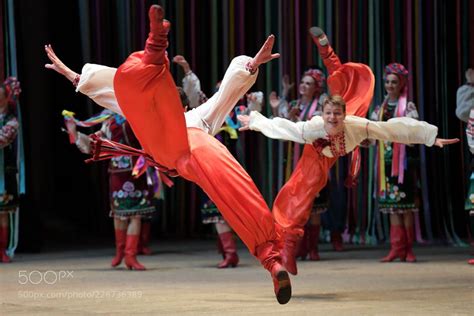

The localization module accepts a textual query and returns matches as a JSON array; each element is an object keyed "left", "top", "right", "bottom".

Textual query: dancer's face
[
  {"left": 384, "top": 74, "right": 402, "bottom": 98},
  {"left": 322, "top": 102, "right": 345, "bottom": 135},
  {"left": 299, "top": 75, "right": 317, "bottom": 98}
]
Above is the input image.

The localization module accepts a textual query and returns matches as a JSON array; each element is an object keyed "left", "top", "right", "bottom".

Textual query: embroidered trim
[
  {"left": 327, "top": 131, "right": 346, "bottom": 157},
  {"left": 72, "top": 74, "right": 81, "bottom": 87},
  {"left": 244, "top": 61, "right": 257, "bottom": 75}
]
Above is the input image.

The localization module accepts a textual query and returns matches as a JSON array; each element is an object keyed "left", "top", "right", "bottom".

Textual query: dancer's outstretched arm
[
  {"left": 238, "top": 111, "right": 322, "bottom": 144},
  {"left": 239, "top": 111, "right": 459, "bottom": 149},
  {"left": 173, "top": 55, "right": 206, "bottom": 109},
  {"left": 362, "top": 117, "right": 459, "bottom": 147},
  {"left": 44, "top": 44, "right": 122, "bottom": 115},
  {"left": 188, "top": 35, "right": 280, "bottom": 136},
  {"left": 44, "top": 44, "right": 79, "bottom": 83}
]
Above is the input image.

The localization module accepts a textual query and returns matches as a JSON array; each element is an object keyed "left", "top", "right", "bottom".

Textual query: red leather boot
[
  {"left": 217, "top": 232, "right": 239, "bottom": 268},
  {"left": 216, "top": 236, "right": 225, "bottom": 259},
  {"left": 381, "top": 225, "right": 407, "bottom": 262},
  {"left": 307, "top": 225, "right": 321, "bottom": 261},
  {"left": 139, "top": 221, "right": 152, "bottom": 255},
  {"left": 468, "top": 259, "right": 474, "bottom": 265},
  {"left": 0, "top": 226, "right": 11, "bottom": 263},
  {"left": 309, "top": 27, "right": 331, "bottom": 55},
  {"left": 280, "top": 232, "right": 301, "bottom": 275},
  {"left": 124, "top": 234, "right": 146, "bottom": 270},
  {"left": 296, "top": 227, "right": 309, "bottom": 260},
  {"left": 331, "top": 231, "right": 344, "bottom": 252},
  {"left": 405, "top": 225, "right": 417, "bottom": 263},
  {"left": 143, "top": 5, "right": 170, "bottom": 65},
  {"left": 111, "top": 229, "right": 127, "bottom": 267},
  {"left": 255, "top": 241, "right": 291, "bottom": 305}
]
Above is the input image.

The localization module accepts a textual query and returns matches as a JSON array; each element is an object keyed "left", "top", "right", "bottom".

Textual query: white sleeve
[
  {"left": 247, "top": 91, "right": 264, "bottom": 113},
  {"left": 467, "top": 109, "right": 474, "bottom": 154},
  {"left": 192, "top": 55, "right": 258, "bottom": 136},
  {"left": 76, "top": 64, "right": 123, "bottom": 115},
  {"left": 248, "top": 111, "right": 326, "bottom": 144},
  {"left": 75, "top": 132, "right": 92, "bottom": 154},
  {"left": 182, "top": 72, "right": 203, "bottom": 109},
  {"left": 278, "top": 99, "right": 291, "bottom": 118},
  {"left": 456, "top": 85, "right": 474, "bottom": 123},
  {"left": 366, "top": 117, "right": 438, "bottom": 146}
]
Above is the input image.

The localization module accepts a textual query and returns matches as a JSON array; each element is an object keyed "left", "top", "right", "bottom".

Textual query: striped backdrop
[{"left": 3, "top": 0, "right": 472, "bottom": 241}]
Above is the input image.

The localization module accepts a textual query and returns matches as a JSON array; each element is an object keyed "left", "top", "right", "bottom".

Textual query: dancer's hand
[
  {"left": 466, "top": 68, "right": 474, "bottom": 84},
  {"left": 44, "top": 44, "right": 79, "bottom": 82},
  {"left": 434, "top": 138, "right": 459, "bottom": 148},
  {"left": 237, "top": 115, "right": 250, "bottom": 131},
  {"left": 288, "top": 106, "right": 301, "bottom": 121},
  {"left": 247, "top": 35, "right": 281, "bottom": 72},
  {"left": 269, "top": 91, "right": 280, "bottom": 109},
  {"left": 282, "top": 75, "right": 294, "bottom": 98},
  {"left": 172, "top": 55, "right": 191, "bottom": 74},
  {"left": 246, "top": 92, "right": 258, "bottom": 103}
]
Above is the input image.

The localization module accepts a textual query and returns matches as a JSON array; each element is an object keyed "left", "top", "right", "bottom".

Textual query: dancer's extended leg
[
  {"left": 176, "top": 128, "right": 291, "bottom": 304},
  {"left": 114, "top": 5, "right": 291, "bottom": 304},
  {"left": 272, "top": 145, "right": 336, "bottom": 274},
  {"left": 114, "top": 5, "right": 189, "bottom": 169}
]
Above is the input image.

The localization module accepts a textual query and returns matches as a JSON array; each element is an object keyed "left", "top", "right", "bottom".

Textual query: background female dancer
[
  {"left": 0, "top": 78, "right": 21, "bottom": 263},
  {"left": 371, "top": 63, "right": 420, "bottom": 263},
  {"left": 63, "top": 110, "right": 156, "bottom": 270}
]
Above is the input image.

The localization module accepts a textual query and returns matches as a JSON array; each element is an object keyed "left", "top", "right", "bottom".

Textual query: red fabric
[
  {"left": 124, "top": 234, "right": 146, "bottom": 270},
  {"left": 114, "top": 51, "right": 190, "bottom": 169},
  {"left": 273, "top": 38, "right": 374, "bottom": 236},
  {"left": 312, "top": 38, "right": 374, "bottom": 118},
  {"left": 307, "top": 224, "right": 321, "bottom": 260},
  {"left": 111, "top": 229, "right": 126, "bottom": 267},
  {"left": 381, "top": 225, "right": 407, "bottom": 262},
  {"left": 254, "top": 241, "right": 291, "bottom": 304},
  {"left": 217, "top": 231, "right": 239, "bottom": 268},
  {"left": 176, "top": 128, "right": 278, "bottom": 254},
  {"left": 0, "top": 225, "right": 11, "bottom": 263},
  {"left": 273, "top": 145, "right": 336, "bottom": 236},
  {"left": 114, "top": 50, "right": 278, "bottom": 257},
  {"left": 405, "top": 225, "right": 417, "bottom": 262}
]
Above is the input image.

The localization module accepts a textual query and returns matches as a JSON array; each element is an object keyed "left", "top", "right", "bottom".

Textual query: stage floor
[{"left": 1, "top": 240, "right": 473, "bottom": 315}]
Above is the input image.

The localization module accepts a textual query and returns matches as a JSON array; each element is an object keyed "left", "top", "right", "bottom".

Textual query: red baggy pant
[
  {"left": 114, "top": 51, "right": 277, "bottom": 255},
  {"left": 273, "top": 145, "right": 336, "bottom": 236},
  {"left": 272, "top": 41, "right": 374, "bottom": 236}
]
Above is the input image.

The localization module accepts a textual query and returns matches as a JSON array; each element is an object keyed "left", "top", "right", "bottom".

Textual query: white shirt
[{"left": 248, "top": 111, "right": 438, "bottom": 158}]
